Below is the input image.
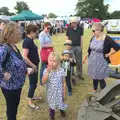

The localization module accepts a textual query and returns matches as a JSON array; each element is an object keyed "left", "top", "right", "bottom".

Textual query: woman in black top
[
  {"left": 22, "top": 24, "right": 40, "bottom": 109},
  {"left": 83, "top": 23, "right": 120, "bottom": 92}
]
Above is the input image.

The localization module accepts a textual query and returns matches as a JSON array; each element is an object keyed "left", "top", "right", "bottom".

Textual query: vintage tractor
[{"left": 77, "top": 81, "right": 120, "bottom": 120}]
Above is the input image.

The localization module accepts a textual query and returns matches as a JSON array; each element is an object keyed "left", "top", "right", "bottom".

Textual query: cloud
[
  {"left": 0, "top": 0, "right": 78, "bottom": 16},
  {"left": 108, "top": 0, "right": 120, "bottom": 12}
]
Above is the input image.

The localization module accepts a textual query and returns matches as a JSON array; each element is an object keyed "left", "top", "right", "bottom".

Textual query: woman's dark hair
[
  {"left": 44, "top": 22, "right": 51, "bottom": 27},
  {"left": 25, "top": 24, "right": 39, "bottom": 34}
]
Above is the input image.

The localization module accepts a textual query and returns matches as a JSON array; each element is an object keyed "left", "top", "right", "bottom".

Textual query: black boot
[
  {"left": 50, "top": 116, "right": 55, "bottom": 120},
  {"left": 60, "top": 110, "right": 66, "bottom": 120}
]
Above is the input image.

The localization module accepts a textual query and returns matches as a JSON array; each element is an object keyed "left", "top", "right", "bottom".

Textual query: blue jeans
[
  {"left": 66, "top": 70, "right": 72, "bottom": 93},
  {"left": 40, "top": 62, "right": 47, "bottom": 85}
]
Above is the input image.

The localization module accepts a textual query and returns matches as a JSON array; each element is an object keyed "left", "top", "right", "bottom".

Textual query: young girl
[{"left": 42, "top": 52, "right": 67, "bottom": 120}]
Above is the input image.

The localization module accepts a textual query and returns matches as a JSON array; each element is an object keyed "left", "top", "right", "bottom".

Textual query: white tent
[
  {"left": 0, "top": 15, "right": 12, "bottom": 20},
  {"left": 55, "top": 17, "right": 63, "bottom": 21}
]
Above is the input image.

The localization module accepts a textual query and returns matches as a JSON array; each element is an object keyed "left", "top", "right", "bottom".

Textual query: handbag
[{"left": 40, "top": 47, "right": 54, "bottom": 63}]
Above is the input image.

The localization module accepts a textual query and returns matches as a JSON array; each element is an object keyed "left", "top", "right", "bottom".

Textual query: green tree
[
  {"left": 48, "top": 13, "right": 57, "bottom": 18},
  {"left": 110, "top": 11, "right": 120, "bottom": 19},
  {"left": 76, "top": 0, "right": 110, "bottom": 20},
  {"left": 14, "top": 1, "right": 29, "bottom": 14},
  {"left": 0, "top": 7, "right": 15, "bottom": 16},
  {"left": 0, "top": 7, "right": 10, "bottom": 15},
  {"left": 9, "top": 12, "right": 15, "bottom": 16}
]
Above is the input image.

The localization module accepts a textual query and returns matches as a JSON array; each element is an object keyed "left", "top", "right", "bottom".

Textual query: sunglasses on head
[{"left": 92, "top": 29, "right": 99, "bottom": 32}]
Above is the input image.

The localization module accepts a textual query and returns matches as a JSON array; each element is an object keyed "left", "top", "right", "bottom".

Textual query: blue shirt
[
  {"left": 39, "top": 31, "right": 52, "bottom": 48},
  {"left": 0, "top": 45, "right": 27, "bottom": 90}
]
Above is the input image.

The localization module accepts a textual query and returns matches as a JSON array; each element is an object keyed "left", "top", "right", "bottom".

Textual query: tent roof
[{"left": 10, "top": 10, "right": 43, "bottom": 21}]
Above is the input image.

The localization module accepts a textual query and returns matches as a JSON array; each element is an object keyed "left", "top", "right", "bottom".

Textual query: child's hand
[{"left": 47, "top": 65, "right": 52, "bottom": 72}]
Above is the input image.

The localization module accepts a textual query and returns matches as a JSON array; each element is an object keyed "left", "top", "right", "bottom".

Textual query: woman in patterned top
[
  {"left": 42, "top": 52, "right": 67, "bottom": 120},
  {"left": 0, "top": 23, "right": 30, "bottom": 120}
]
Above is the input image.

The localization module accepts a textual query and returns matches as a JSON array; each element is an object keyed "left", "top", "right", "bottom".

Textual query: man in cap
[{"left": 66, "top": 16, "right": 84, "bottom": 80}]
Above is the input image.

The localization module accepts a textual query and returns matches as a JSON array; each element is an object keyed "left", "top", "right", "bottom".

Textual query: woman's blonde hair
[
  {"left": 0, "top": 22, "right": 19, "bottom": 44},
  {"left": 92, "top": 22, "right": 104, "bottom": 32},
  {"left": 48, "top": 52, "right": 61, "bottom": 68}
]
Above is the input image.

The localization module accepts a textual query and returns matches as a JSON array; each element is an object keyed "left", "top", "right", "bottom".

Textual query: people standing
[
  {"left": 83, "top": 23, "right": 120, "bottom": 92},
  {"left": 22, "top": 24, "right": 40, "bottom": 109},
  {"left": 39, "top": 22, "right": 53, "bottom": 85},
  {"left": 66, "top": 17, "right": 84, "bottom": 80},
  {"left": 42, "top": 52, "right": 67, "bottom": 120},
  {"left": 0, "top": 23, "right": 27, "bottom": 120}
]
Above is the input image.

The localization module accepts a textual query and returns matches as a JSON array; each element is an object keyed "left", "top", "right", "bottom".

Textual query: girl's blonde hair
[
  {"left": 48, "top": 52, "right": 61, "bottom": 68},
  {"left": 0, "top": 22, "right": 19, "bottom": 44}
]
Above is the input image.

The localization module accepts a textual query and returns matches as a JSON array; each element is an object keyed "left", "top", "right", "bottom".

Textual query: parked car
[{"left": 106, "top": 19, "right": 120, "bottom": 34}]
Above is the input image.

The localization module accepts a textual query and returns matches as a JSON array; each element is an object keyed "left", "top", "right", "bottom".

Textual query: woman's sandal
[
  {"left": 32, "top": 96, "right": 42, "bottom": 100},
  {"left": 29, "top": 104, "right": 39, "bottom": 110}
]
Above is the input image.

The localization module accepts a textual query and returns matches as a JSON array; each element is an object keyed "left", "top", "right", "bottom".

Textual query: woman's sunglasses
[
  {"left": 47, "top": 27, "right": 51, "bottom": 30},
  {"left": 92, "top": 29, "right": 99, "bottom": 32}
]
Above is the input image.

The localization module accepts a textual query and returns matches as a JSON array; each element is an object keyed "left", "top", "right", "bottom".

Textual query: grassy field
[{"left": 0, "top": 29, "right": 119, "bottom": 120}]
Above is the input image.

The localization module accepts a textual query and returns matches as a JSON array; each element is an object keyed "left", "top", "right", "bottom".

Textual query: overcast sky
[{"left": 0, "top": 0, "right": 119, "bottom": 16}]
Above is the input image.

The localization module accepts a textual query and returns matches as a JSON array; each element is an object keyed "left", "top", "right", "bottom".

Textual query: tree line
[{"left": 76, "top": 0, "right": 120, "bottom": 20}]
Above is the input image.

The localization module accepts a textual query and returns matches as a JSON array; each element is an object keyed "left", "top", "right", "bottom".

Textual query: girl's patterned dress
[
  {"left": 88, "top": 37, "right": 109, "bottom": 80},
  {"left": 45, "top": 67, "right": 67, "bottom": 110}
]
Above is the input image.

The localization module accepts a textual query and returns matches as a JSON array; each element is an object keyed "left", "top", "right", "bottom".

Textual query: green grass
[{"left": 0, "top": 30, "right": 120, "bottom": 120}]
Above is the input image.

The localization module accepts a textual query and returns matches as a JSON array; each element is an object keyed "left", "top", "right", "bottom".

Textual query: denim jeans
[
  {"left": 66, "top": 70, "right": 72, "bottom": 92},
  {"left": 40, "top": 62, "right": 47, "bottom": 85}
]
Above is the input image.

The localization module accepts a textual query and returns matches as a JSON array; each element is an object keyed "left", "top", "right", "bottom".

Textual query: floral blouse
[{"left": 0, "top": 45, "right": 27, "bottom": 90}]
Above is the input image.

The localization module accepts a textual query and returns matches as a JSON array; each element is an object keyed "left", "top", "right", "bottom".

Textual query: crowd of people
[
  {"left": 0, "top": 16, "right": 120, "bottom": 120},
  {"left": 18, "top": 20, "right": 67, "bottom": 39}
]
